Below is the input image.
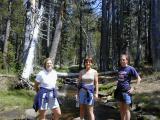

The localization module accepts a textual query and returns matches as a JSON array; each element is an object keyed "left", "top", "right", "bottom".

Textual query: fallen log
[{"left": 57, "top": 70, "right": 117, "bottom": 78}]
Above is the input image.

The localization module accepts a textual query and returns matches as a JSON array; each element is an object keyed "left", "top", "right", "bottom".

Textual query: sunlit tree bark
[{"left": 49, "top": 0, "right": 65, "bottom": 65}]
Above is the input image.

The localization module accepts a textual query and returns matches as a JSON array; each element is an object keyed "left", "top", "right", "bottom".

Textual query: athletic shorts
[
  {"left": 114, "top": 89, "right": 132, "bottom": 105},
  {"left": 122, "top": 92, "right": 132, "bottom": 104}
]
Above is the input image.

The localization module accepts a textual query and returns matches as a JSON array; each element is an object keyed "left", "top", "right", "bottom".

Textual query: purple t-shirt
[{"left": 117, "top": 65, "right": 139, "bottom": 91}]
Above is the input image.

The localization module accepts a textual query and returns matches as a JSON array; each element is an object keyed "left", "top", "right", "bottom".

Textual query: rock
[
  {"left": 0, "top": 75, "right": 18, "bottom": 90},
  {"left": 0, "top": 107, "right": 25, "bottom": 119},
  {"left": 141, "top": 115, "right": 158, "bottom": 120},
  {"left": 138, "top": 102, "right": 145, "bottom": 108},
  {"left": 25, "top": 109, "right": 53, "bottom": 119},
  {"left": 107, "top": 95, "right": 113, "bottom": 101},
  {"left": 25, "top": 109, "right": 38, "bottom": 119},
  {"left": 73, "top": 117, "right": 81, "bottom": 120},
  {"left": 104, "top": 102, "right": 117, "bottom": 109}
]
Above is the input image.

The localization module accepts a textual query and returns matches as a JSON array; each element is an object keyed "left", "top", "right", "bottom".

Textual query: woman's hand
[
  {"left": 128, "top": 87, "right": 135, "bottom": 94},
  {"left": 34, "top": 81, "right": 40, "bottom": 93},
  {"left": 94, "top": 93, "right": 98, "bottom": 100}
]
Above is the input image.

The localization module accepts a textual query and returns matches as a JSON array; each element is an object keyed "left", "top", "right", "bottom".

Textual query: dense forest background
[{"left": 0, "top": 0, "right": 160, "bottom": 77}]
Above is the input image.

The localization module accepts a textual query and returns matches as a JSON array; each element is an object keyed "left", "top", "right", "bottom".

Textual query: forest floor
[
  {"left": 133, "top": 74, "right": 160, "bottom": 120},
  {"left": 0, "top": 70, "right": 160, "bottom": 120},
  {"left": 131, "top": 71, "right": 160, "bottom": 119}
]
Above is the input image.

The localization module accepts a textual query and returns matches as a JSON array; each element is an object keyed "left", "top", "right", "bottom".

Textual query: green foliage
[
  {"left": 7, "top": 42, "right": 15, "bottom": 65},
  {"left": 99, "top": 83, "right": 116, "bottom": 96},
  {"left": 0, "top": 1, "right": 8, "bottom": 17},
  {"left": 99, "top": 83, "right": 115, "bottom": 91},
  {"left": 0, "top": 0, "right": 25, "bottom": 74},
  {"left": 0, "top": 42, "right": 21, "bottom": 74},
  {"left": 0, "top": 89, "right": 35, "bottom": 109},
  {"left": 68, "top": 65, "right": 79, "bottom": 72},
  {"left": 55, "top": 66, "right": 69, "bottom": 72},
  {"left": 55, "top": 65, "right": 79, "bottom": 73}
]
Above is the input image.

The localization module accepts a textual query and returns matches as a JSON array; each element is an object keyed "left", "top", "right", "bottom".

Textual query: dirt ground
[
  {"left": 135, "top": 75, "right": 160, "bottom": 93},
  {"left": 0, "top": 73, "right": 160, "bottom": 120},
  {"left": 131, "top": 73, "right": 160, "bottom": 119}
]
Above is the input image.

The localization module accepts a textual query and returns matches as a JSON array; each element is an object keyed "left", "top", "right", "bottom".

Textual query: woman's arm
[
  {"left": 129, "top": 75, "right": 141, "bottom": 93},
  {"left": 133, "top": 75, "right": 141, "bottom": 90},
  {"left": 94, "top": 71, "right": 99, "bottom": 98},
  {"left": 34, "top": 81, "right": 40, "bottom": 93}
]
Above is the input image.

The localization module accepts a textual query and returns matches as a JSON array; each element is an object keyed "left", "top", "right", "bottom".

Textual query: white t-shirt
[
  {"left": 35, "top": 69, "right": 57, "bottom": 89},
  {"left": 80, "top": 68, "right": 97, "bottom": 85}
]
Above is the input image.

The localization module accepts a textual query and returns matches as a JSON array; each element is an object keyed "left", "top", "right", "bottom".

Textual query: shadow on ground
[{"left": 133, "top": 90, "right": 160, "bottom": 119}]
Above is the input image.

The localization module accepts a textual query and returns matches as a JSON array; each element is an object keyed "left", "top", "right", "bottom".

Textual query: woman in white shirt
[{"left": 33, "top": 58, "right": 61, "bottom": 120}]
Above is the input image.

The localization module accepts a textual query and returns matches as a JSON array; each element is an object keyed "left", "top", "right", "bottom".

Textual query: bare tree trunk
[
  {"left": 111, "top": 0, "right": 117, "bottom": 70},
  {"left": 79, "top": 0, "right": 83, "bottom": 70},
  {"left": 100, "top": 0, "right": 110, "bottom": 71},
  {"left": 147, "top": 0, "right": 152, "bottom": 63},
  {"left": 23, "top": 0, "right": 36, "bottom": 63},
  {"left": 21, "top": 4, "right": 44, "bottom": 79},
  {"left": 23, "top": 0, "right": 35, "bottom": 10},
  {"left": 2, "top": 1, "right": 12, "bottom": 70},
  {"left": 46, "top": 0, "right": 51, "bottom": 57},
  {"left": 135, "top": 0, "right": 142, "bottom": 67},
  {"left": 151, "top": 0, "right": 160, "bottom": 71},
  {"left": 49, "top": 1, "right": 64, "bottom": 65}
]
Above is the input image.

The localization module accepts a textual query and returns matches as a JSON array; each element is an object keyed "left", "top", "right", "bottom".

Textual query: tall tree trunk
[
  {"left": 23, "top": 0, "right": 35, "bottom": 10},
  {"left": 79, "top": 0, "right": 83, "bottom": 70},
  {"left": 100, "top": 0, "right": 110, "bottom": 72},
  {"left": 117, "top": 0, "right": 124, "bottom": 66},
  {"left": 135, "top": 0, "right": 142, "bottom": 67},
  {"left": 147, "top": 0, "right": 152, "bottom": 63},
  {"left": 46, "top": 0, "right": 51, "bottom": 57},
  {"left": 111, "top": 0, "right": 117, "bottom": 70},
  {"left": 151, "top": 0, "right": 160, "bottom": 71},
  {"left": 49, "top": 1, "right": 64, "bottom": 65},
  {"left": 23, "top": 0, "right": 36, "bottom": 63},
  {"left": 21, "top": 4, "right": 44, "bottom": 79},
  {"left": 2, "top": 1, "right": 12, "bottom": 70}
]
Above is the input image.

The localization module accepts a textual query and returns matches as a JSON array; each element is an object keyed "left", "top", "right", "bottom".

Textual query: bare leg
[
  {"left": 80, "top": 104, "right": 85, "bottom": 120},
  {"left": 52, "top": 107, "right": 61, "bottom": 120},
  {"left": 119, "top": 102, "right": 131, "bottom": 120},
  {"left": 123, "top": 103, "right": 130, "bottom": 120},
  {"left": 119, "top": 102, "right": 125, "bottom": 120},
  {"left": 39, "top": 110, "right": 46, "bottom": 120},
  {"left": 87, "top": 105, "right": 95, "bottom": 120}
]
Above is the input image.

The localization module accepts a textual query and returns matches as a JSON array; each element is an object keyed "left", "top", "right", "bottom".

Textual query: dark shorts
[{"left": 114, "top": 89, "right": 132, "bottom": 105}]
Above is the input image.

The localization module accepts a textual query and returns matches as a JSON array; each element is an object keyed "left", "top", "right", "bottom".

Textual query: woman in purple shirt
[{"left": 114, "top": 54, "right": 141, "bottom": 120}]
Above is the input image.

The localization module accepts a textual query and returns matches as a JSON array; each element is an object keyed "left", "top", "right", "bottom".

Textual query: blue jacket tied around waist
[
  {"left": 78, "top": 83, "right": 94, "bottom": 102},
  {"left": 33, "top": 87, "right": 57, "bottom": 112}
]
